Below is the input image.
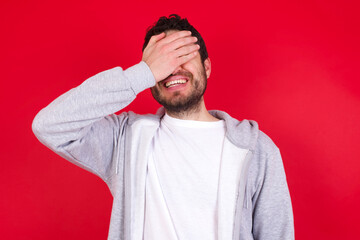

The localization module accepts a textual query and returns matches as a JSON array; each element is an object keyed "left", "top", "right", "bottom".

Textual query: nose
[{"left": 171, "top": 65, "right": 184, "bottom": 75}]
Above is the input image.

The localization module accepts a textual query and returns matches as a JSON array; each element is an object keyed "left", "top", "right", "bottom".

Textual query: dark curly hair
[{"left": 142, "top": 14, "right": 208, "bottom": 64}]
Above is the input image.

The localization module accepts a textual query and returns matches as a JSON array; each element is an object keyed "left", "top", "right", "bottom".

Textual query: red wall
[{"left": 1, "top": 0, "right": 359, "bottom": 239}]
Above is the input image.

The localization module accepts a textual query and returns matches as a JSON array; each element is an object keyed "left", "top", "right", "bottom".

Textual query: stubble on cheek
[
  {"left": 150, "top": 66, "right": 207, "bottom": 115},
  {"left": 150, "top": 84, "right": 181, "bottom": 106},
  {"left": 172, "top": 91, "right": 181, "bottom": 97}
]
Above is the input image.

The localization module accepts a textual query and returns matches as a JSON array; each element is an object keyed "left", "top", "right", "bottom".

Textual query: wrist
[{"left": 125, "top": 61, "right": 156, "bottom": 94}]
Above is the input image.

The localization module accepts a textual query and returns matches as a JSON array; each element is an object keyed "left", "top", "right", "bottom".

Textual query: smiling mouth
[{"left": 164, "top": 79, "right": 188, "bottom": 88}]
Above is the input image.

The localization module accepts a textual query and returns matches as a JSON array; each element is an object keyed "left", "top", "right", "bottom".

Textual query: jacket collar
[{"left": 153, "top": 107, "right": 259, "bottom": 151}]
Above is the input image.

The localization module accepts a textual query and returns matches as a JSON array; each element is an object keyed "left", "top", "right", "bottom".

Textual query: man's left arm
[{"left": 252, "top": 148, "right": 295, "bottom": 240}]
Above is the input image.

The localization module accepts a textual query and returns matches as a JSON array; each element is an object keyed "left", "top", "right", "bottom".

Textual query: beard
[{"left": 151, "top": 66, "right": 207, "bottom": 116}]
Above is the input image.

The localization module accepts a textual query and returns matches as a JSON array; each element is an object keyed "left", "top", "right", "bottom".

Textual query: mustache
[{"left": 167, "top": 70, "right": 193, "bottom": 80}]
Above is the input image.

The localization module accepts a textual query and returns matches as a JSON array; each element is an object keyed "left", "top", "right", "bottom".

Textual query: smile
[{"left": 164, "top": 79, "right": 188, "bottom": 88}]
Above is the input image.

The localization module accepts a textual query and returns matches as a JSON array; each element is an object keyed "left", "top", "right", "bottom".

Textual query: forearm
[{"left": 32, "top": 61, "right": 155, "bottom": 150}]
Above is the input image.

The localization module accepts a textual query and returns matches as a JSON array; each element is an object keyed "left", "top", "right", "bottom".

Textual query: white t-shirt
[{"left": 144, "top": 114, "right": 226, "bottom": 240}]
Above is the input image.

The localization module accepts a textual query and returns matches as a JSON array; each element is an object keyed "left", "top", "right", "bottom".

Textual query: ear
[{"left": 204, "top": 57, "right": 211, "bottom": 79}]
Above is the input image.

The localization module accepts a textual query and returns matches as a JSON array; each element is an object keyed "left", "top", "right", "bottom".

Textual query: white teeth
[{"left": 165, "top": 79, "right": 187, "bottom": 88}]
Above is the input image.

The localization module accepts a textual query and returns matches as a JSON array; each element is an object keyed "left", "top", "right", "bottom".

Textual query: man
[{"left": 32, "top": 14, "right": 294, "bottom": 240}]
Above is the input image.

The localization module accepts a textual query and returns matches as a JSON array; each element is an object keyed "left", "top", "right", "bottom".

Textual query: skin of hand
[{"left": 142, "top": 30, "right": 200, "bottom": 83}]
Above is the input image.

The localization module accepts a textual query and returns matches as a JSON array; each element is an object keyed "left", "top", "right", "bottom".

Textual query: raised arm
[
  {"left": 32, "top": 30, "right": 200, "bottom": 184},
  {"left": 32, "top": 62, "right": 155, "bottom": 181}
]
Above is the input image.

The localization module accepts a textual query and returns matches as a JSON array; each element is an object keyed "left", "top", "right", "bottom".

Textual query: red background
[{"left": 1, "top": 0, "right": 359, "bottom": 239}]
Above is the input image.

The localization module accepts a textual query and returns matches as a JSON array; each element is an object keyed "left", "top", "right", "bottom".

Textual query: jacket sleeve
[
  {"left": 32, "top": 61, "right": 155, "bottom": 184},
  {"left": 252, "top": 148, "right": 295, "bottom": 240}
]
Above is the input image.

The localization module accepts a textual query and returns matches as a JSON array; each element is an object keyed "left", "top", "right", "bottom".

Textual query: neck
[{"left": 165, "top": 100, "right": 219, "bottom": 122}]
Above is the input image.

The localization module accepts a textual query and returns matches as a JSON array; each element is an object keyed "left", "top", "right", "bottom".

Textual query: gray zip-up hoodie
[{"left": 32, "top": 61, "right": 294, "bottom": 240}]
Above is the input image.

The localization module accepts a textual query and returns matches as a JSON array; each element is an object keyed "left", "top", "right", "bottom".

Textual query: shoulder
[
  {"left": 250, "top": 128, "right": 281, "bottom": 175},
  {"left": 247, "top": 127, "right": 284, "bottom": 191},
  {"left": 254, "top": 130, "right": 279, "bottom": 157}
]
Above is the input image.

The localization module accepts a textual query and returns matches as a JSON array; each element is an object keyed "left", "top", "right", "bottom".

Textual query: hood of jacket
[{"left": 149, "top": 107, "right": 260, "bottom": 151}]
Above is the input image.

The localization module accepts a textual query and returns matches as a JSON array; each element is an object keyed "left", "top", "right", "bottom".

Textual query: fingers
[
  {"left": 161, "top": 30, "right": 192, "bottom": 44},
  {"left": 177, "top": 51, "right": 199, "bottom": 66},
  {"left": 147, "top": 32, "right": 166, "bottom": 46},
  {"left": 142, "top": 30, "right": 201, "bottom": 82},
  {"left": 147, "top": 30, "right": 192, "bottom": 48},
  {"left": 173, "top": 43, "right": 200, "bottom": 58},
  {"left": 170, "top": 36, "right": 198, "bottom": 51}
]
